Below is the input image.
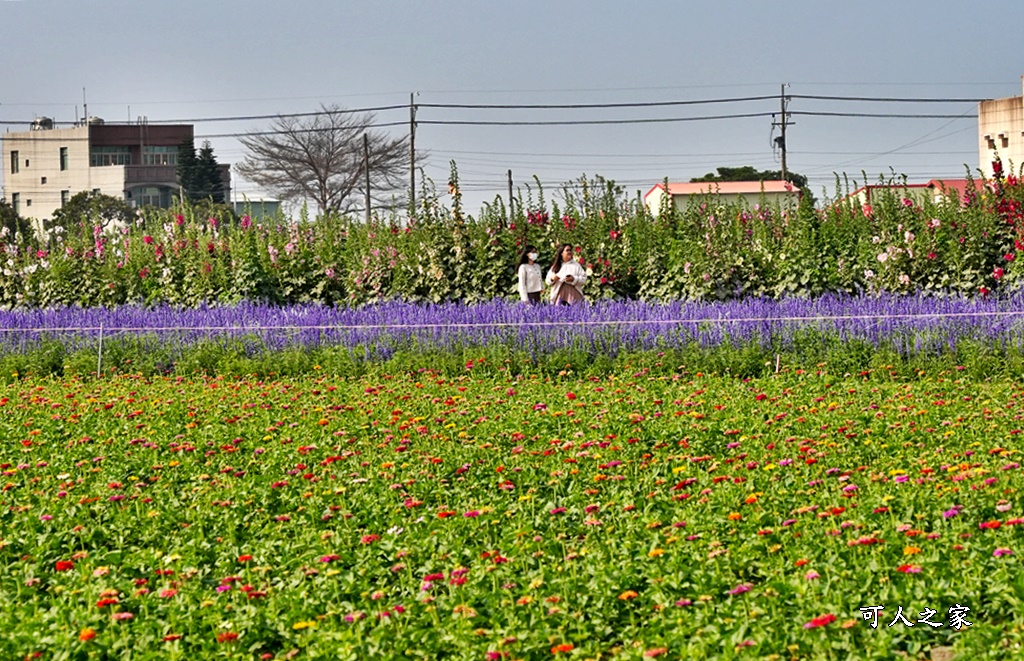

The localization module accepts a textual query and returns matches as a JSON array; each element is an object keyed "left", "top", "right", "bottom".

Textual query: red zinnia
[
  {"left": 804, "top": 613, "right": 836, "bottom": 629},
  {"left": 56, "top": 560, "right": 75, "bottom": 572}
]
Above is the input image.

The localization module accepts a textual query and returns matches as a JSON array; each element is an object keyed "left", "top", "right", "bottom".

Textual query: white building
[
  {"left": 643, "top": 180, "right": 801, "bottom": 216},
  {"left": 978, "top": 76, "right": 1024, "bottom": 178},
  {"left": 2, "top": 118, "right": 229, "bottom": 226}
]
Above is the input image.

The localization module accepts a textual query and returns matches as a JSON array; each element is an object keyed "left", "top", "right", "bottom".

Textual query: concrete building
[
  {"left": 2, "top": 118, "right": 229, "bottom": 226},
  {"left": 643, "top": 180, "right": 801, "bottom": 216},
  {"left": 979, "top": 76, "right": 1024, "bottom": 178}
]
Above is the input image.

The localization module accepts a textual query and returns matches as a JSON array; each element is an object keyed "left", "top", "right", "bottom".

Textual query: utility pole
[
  {"left": 363, "top": 133, "right": 371, "bottom": 224},
  {"left": 506, "top": 169, "right": 513, "bottom": 228},
  {"left": 772, "top": 83, "right": 794, "bottom": 181},
  {"left": 409, "top": 93, "right": 417, "bottom": 216}
]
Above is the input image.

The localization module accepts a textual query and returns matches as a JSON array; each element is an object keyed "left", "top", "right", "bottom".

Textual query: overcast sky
[{"left": 2, "top": 0, "right": 1021, "bottom": 214}]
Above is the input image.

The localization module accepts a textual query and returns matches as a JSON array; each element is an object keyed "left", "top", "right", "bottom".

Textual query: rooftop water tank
[{"left": 31, "top": 117, "right": 54, "bottom": 130}]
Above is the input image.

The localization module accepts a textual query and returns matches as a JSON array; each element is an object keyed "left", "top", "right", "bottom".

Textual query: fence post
[{"left": 97, "top": 323, "right": 104, "bottom": 378}]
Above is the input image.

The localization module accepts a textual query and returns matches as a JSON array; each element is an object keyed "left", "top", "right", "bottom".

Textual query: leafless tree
[{"left": 236, "top": 104, "right": 416, "bottom": 216}]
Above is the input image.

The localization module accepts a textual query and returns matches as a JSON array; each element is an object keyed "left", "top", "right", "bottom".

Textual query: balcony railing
[{"left": 123, "top": 165, "right": 178, "bottom": 186}]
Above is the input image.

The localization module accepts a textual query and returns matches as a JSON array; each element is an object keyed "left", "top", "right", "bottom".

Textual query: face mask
[{"left": 528, "top": 252, "right": 538, "bottom": 261}]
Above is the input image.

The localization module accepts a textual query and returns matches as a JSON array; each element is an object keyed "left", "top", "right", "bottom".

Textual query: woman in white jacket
[
  {"left": 546, "top": 243, "right": 587, "bottom": 305},
  {"left": 517, "top": 244, "right": 544, "bottom": 304}
]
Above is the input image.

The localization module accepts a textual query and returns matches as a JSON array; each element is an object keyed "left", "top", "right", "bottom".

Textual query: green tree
[
  {"left": 195, "top": 141, "right": 226, "bottom": 203},
  {"left": 691, "top": 166, "right": 814, "bottom": 205},
  {"left": 691, "top": 165, "right": 807, "bottom": 190},
  {"left": 0, "top": 197, "right": 34, "bottom": 241},
  {"left": 48, "top": 191, "right": 135, "bottom": 235},
  {"left": 177, "top": 139, "right": 225, "bottom": 203},
  {"left": 176, "top": 137, "right": 199, "bottom": 201}
]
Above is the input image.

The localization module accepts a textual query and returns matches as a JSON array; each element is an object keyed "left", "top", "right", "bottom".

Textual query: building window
[
  {"left": 26, "top": 199, "right": 32, "bottom": 207},
  {"left": 89, "top": 146, "right": 132, "bottom": 167},
  {"left": 10, "top": 151, "right": 18, "bottom": 174},
  {"left": 136, "top": 186, "right": 166, "bottom": 207},
  {"left": 41, "top": 176, "right": 47, "bottom": 185},
  {"left": 60, "top": 147, "right": 69, "bottom": 171},
  {"left": 142, "top": 146, "right": 178, "bottom": 166},
  {"left": 61, "top": 190, "right": 70, "bottom": 207},
  {"left": 10, "top": 193, "right": 18, "bottom": 214}
]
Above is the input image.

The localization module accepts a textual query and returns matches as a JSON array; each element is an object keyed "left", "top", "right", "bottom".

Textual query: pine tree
[
  {"left": 177, "top": 139, "right": 225, "bottom": 203},
  {"left": 176, "top": 138, "right": 199, "bottom": 201},
  {"left": 196, "top": 141, "right": 225, "bottom": 203}
]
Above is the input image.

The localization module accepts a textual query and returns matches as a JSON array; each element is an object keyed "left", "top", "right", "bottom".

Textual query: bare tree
[{"left": 236, "top": 105, "right": 415, "bottom": 216}]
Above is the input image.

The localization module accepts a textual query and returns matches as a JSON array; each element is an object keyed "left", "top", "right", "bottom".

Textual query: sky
[{"left": 1, "top": 0, "right": 1022, "bottom": 215}]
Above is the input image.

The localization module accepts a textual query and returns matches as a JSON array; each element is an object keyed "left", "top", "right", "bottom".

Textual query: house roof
[
  {"left": 925, "top": 179, "right": 985, "bottom": 199},
  {"left": 644, "top": 180, "right": 797, "bottom": 203},
  {"left": 843, "top": 179, "right": 985, "bottom": 203}
]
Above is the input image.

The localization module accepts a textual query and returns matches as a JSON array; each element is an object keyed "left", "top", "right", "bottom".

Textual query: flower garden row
[
  {"left": 4, "top": 294, "right": 1024, "bottom": 381},
  {"left": 1, "top": 371, "right": 1021, "bottom": 659},
  {"left": 1, "top": 164, "right": 1023, "bottom": 308}
]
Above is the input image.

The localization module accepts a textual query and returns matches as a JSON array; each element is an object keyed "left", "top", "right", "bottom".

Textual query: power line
[
  {"left": 793, "top": 111, "right": 977, "bottom": 119},
  {"left": 791, "top": 94, "right": 987, "bottom": 103},
  {"left": 418, "top": 112, "right": 775, "bottom": 127}
]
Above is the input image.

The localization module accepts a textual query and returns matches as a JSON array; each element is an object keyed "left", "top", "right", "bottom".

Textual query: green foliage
[
  {"left": 0, "top": 197, "right": 34, "bottom": 242},
  {"left": 47, "top": 191, "right": 135, "bottom": 236},
  {"left": 178, "top": 139, "right": 226, "bottom": 203},
  {"left": 0, "top": 371, "right": 1021, "bottom": 658},
  {"left": 2, "top": 164, "right": 1024, "bottom": 308},
  {"left": 691, "top": 164, "right": 807, "bottom": 190}
]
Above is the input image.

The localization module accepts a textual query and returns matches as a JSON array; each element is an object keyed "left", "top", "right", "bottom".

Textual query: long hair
[
  {"left": 518, "top": 244, "right": 537, "bottom": 267},
  {"left": 550, "top": 243, "right": 572, "bottom": 273}
]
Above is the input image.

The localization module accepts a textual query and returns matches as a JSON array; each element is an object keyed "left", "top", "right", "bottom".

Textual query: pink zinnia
[
  {"left": 727, "top": 583, "right": 753, "bottom": 595},
  {"left": 993, "top": 548, "right": 1013, "bottom": 557}
]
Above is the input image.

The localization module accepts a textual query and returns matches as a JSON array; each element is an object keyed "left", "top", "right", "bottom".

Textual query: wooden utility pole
[
  {"left": 409, "top": 93, "right": 417, "bottom": 216},
  {"left": 363, "top": 133, "right": 371, "bottom": 224}
]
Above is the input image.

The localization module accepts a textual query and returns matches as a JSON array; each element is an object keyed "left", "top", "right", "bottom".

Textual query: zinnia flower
[
  {"left": 727, "top": 583, "right": 753, "bottom": 595},
  {"left": 804, "top": 613, "right": 837, "bottom": 629}
]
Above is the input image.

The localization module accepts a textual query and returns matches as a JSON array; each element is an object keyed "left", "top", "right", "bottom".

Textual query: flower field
[
  {"left": 5, "top": 294, "right": 1024, "bottom": 382},
  {"left": 2, "top": 371, "right": 1022, "bottom": 659}
]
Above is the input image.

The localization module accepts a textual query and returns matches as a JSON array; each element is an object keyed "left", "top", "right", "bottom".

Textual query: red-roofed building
[
  {"left": 644, "top": 180, "right": 801, "bottom": 216},
  {"left": 842, "top": 179, "right": 984, "bottom": 207}
]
